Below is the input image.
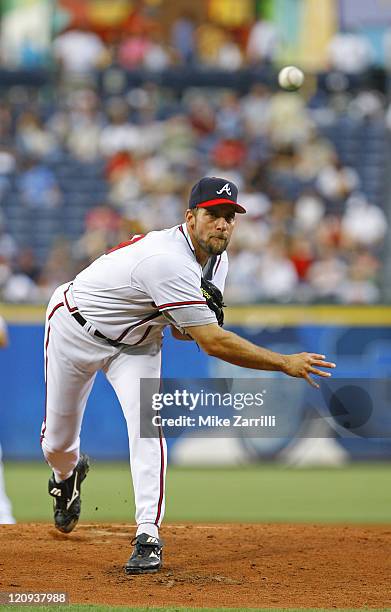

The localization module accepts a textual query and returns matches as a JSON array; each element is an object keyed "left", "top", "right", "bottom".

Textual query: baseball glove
[{"left": 201, "top": 278, "right": 225, "bottom": 327}]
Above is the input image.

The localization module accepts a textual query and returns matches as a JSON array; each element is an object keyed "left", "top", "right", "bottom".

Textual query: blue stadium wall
[{"left": 1, "top": 306, "right": 391, "bottom": 461}]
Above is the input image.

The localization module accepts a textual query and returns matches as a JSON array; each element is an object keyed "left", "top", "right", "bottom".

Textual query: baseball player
[
  {"left": 0, "top": 316, "right": 16, "bottom": 524},
  {"left": 41, "top": 176, "right": 335, "bottom": 574}
]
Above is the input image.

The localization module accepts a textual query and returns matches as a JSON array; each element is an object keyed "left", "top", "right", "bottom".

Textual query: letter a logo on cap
[{"left": 216, "top": 183, "right": 232, "bottom": 196}]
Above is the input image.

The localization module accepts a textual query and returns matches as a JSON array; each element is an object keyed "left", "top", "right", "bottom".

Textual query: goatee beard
[
  {"left": 207, "top": 245, "right": 226, "bottom": 255},
  {"left": 198, "top": 238, "right": 228, "bottom": 256}
]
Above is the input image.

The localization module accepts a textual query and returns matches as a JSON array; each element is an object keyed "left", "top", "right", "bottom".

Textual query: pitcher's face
[{"left": 186, "top": 205, "right": 236, "bottom": 256}]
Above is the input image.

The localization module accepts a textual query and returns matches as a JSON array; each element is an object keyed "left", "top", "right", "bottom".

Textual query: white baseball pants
[{"left": 40, "top": 284, "right": 166, "bottom": 529}]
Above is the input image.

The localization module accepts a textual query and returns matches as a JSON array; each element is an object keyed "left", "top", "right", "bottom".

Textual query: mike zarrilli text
[{"left": 151, "top": 414, "right": 276, "bottom": 428}]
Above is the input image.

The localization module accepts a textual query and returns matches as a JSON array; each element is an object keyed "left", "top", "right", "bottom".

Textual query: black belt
[{"left": 72, "top": 311, "right": 122, "bottom": 347}]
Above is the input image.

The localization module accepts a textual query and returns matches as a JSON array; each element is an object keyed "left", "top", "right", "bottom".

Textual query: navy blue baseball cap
[{"left": 189, "top": 177, "right": 246, "bottom": 214}]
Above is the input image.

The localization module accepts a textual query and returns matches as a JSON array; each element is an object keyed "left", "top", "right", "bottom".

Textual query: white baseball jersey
[
  {"left": 41, "top": 221, "right": 228, "bottom": 537},
  {"left": 70, "top": 223, "right": 228, "bottom": 351}
]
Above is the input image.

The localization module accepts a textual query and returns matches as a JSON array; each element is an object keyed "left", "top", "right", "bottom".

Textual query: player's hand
[{"left": 282, "top": 353, "right": 336, "bottom": 388}]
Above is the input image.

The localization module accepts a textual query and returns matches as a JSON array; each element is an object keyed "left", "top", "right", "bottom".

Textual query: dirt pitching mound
[{"left": 0, "top": 523, "right": 390, "bottom": 608}]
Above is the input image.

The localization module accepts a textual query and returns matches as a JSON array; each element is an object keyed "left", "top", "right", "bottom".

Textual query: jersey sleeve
[{"left": 132, "top": 254, "right": 217, "bottom": 327}]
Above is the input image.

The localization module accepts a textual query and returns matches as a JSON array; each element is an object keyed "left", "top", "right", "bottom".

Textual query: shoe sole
[
  {"left": 55, "top": 517, "right": 78, "bottom": 534},
  {"left": 125, "top": 567, "right": 161, "bottom": 575}
]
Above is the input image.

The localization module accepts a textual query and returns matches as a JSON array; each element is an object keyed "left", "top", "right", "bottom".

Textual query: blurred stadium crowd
[{"left": 0, "top": 0, "right": 389, "bottom": 305}]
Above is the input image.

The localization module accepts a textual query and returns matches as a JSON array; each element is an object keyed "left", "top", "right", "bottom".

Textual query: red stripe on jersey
[
  {"left": 48, "top": 302, "right": 64, "bottom": 320},
  {"left": 132, "top": 325, "right": 153, "bottom": 346},
  {"left": 106, "top": 234, "right": 145, "bottom": 254},
  {"left": 178, "top": 224, "right": 195, "bottom": 255},
  {"left": 158, "top": 300, "right": 206, "bottom": 310},
  {"left": 64, "top": 284, "right": 78, "bottom": 313},
  {"left": 214, "top": 255, "right": 222, "bottom": 275},
  {"left": 114, "top": 311, "right": 160, "bottom": 343}
]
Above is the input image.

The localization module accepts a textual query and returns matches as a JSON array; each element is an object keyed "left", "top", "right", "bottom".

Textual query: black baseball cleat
[
  {"left": 125, "top": 533, "right": 163, "bottom": 574},
  {"left": 48, "top": 453, "right": 90, "bottom": 534}
]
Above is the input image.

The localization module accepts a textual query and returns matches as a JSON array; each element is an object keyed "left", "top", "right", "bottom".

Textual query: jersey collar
[
  {"left": 179, "top": 223, "right": 214, "bottom": 273},
  {"left": 179, "top": 223, "right": 196, "bottom": 256}
]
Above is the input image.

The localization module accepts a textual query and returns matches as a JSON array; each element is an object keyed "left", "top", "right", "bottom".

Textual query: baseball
[{"left": 278, "top": 65, "right": 304, "bottom": 91}]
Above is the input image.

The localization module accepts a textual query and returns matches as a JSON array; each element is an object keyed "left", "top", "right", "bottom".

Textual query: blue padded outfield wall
[{"left": 1, "top": 305, "right": 391, "bottom": 462}]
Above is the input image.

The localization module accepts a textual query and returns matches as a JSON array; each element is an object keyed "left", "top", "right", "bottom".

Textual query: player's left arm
[
  {"left": 170, "top": 254, "right": 228, "bottom": 342},
  {"left": 170, "top": 325, "right": 194, "bottom": 341}
]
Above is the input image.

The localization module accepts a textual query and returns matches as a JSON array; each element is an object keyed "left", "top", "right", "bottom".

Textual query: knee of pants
[
  {"left": 40, "top": 433, "right": 79, "bottom": 454},
  {"left": 40, "top": 416, "right": 81, "bottom": 451}
]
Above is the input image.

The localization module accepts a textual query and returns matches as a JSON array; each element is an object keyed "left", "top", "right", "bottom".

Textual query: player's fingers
[
  {"left": 304, "top": 372, "right": 319, "bottom": 389},
  {"left": 308, "top": 366, "right": 332, "bottom": 378},
  {"left": 311, "top": 359, "right": 336, "bottom": 369},
  {"left": 309, "top": 353, "right": 326, "bottom": 360}
]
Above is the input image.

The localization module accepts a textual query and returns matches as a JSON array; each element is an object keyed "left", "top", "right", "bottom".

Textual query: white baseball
[{"left": 278, "top": 66, "right": 304, "bottom": 91}]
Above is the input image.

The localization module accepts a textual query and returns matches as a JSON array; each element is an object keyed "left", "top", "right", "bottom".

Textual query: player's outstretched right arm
[{"left": 185, "top": 323, "right": 335, "bottom": 388}]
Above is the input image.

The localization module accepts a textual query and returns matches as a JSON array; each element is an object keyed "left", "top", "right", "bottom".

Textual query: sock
[
  {"left": 54, "top": 470, "right": 72, "bottom": 483},
  {"left": 136, "top": 523, "right": 159, "bottom": 539}
]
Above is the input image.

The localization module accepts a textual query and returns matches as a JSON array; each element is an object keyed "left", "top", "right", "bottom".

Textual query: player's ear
[{"left": 185, "top": 208, "right": 197, "bottom": 226}]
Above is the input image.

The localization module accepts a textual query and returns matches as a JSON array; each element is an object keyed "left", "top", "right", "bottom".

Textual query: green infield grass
[{"left": 3, "top": 462, "right": 391, "bottom": 524}]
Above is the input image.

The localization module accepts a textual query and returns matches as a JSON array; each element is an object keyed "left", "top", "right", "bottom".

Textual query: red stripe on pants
[
  {"left": 154, "top": 426, "right": 165, "bottom": 526},
  {"left": 41, "top": 302, "right": 64, "bottom": 443}
]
